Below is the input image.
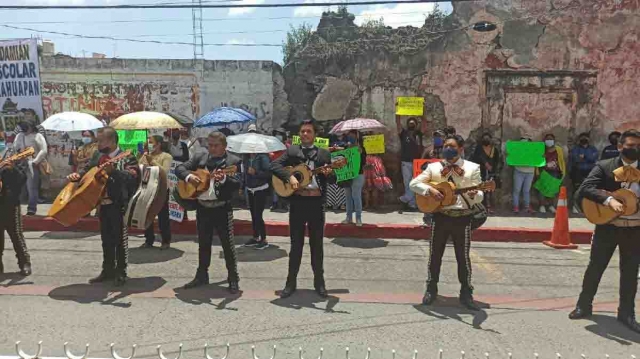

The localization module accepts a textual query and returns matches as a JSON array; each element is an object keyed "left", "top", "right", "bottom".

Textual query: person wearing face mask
[
  {"left": 396, "top": 111, "right": 425, "bottom": 212},
  {"left": 570, "top": 130, "right": 640, "bottom": 334},
  {"left": 70, "top": 130, "right": 98, "bottom": 173},
  {"left": 269, "top": 128, "right": 291, "bottom": 212},
  {"left": 342, "top": 130, "right": 367, "bottom": 226},
  {"left": 536, "top": 133, "right": 566, "bottom": 214},
  {"left": 601, "top": 131, "right": 621, "bottom": 160},
  {"left": 409, "top": 135, "right": 484, "bottom": 311},
  {"left": 169, "top": 130, "right": 189, "bottom": 162},
  {"left": 66, "top": 127, "right": 140, "bottom": 286},
  {"left": 470, "top": 132, "right": 502, "bottom": 213},
  {"left": 510, "top": 137, "right": 536, "bottom": 214},
  {"left": 139, "top": 135, "right": 173, "bottom": 249},
  {"left": 569, "top": 133, "right": 598, "bottom": 214},
  {"left": 13, "top": 121, "right": 47, "bottom": 216}
]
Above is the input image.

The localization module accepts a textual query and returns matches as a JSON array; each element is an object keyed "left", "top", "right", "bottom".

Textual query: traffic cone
[{"left": 543, "top": 186, "right": 578, "bottom": 249}]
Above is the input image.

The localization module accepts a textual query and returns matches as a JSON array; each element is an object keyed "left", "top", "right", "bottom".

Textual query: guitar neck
[{"left": 454, "top": 185, "right": 482, "bottom": 195}]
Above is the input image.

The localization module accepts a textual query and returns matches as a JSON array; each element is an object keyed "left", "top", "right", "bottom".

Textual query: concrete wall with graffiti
[{"left": 39, "top": 57, "right": 282, "bottom": 190}]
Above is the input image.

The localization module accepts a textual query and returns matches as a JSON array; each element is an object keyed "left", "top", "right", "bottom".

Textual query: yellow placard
[
  {"left": 363, "top": 134, "right": 385, "bottom": 154},
  {"left": 292, "top": 135, "right": 329, "bottom": 148},
  {"left": 396, "top": 97, "right": 424, "bottom": 116}
]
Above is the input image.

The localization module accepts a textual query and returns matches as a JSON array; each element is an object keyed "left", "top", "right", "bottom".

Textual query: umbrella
[
  {"left": 40, "top": 112, "right": 104, "bottom": 132},
  {"left": 226, "top": 133, "right": 286, "bottom": 154},
  {"left": 111, "top": 112, "right": 183, "bottom": 130},
  {"left": 164, "top": 112, "right": 194, "bottom": 127},
  {"left": 329, "top": 118, "right": 386, "bottom": 134},
  {"left": 194, "top": 107, "right": 256, "bottom": 128}
]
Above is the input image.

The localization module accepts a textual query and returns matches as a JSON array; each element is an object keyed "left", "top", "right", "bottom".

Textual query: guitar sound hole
[{"left": 292, "top": 172, "right": 304, "bottom": 182}]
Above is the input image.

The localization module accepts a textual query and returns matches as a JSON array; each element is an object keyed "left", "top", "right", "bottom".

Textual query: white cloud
[
  {"left": 355, "top": 3, "right": 436, "bottom": 28},
  {"left": 293, "top": 0, "right": 344, "bottom": 18},
  {"left": 228, "top": 0, "right": 265, "bottom": 16},
  {"left": 226, "top": 38, "right": 256, "bottom": 45}
]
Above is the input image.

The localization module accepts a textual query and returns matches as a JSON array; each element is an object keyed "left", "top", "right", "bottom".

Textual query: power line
[{"left": 0, "top": 0, "right": 471, "bottom": 10}]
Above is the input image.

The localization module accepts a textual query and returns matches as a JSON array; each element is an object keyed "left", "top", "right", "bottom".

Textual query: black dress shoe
[
  {"left": 280, "top": 285, "right": 296, "bottom": 298},
  {"left": 229, "top": 281, "right": 240, "bottom": 294},
  {"left": 568, "top": 306, "right": 592, "bottom": 320},
  {"left": 0, "top": 260, "right": 4, "bottom": 274},
  {"left": 89, "top": 271, "right": 114, "bottom": 284},
  {"left": 315, "top": 285, "right": 328, "bottom": 298},
  {"left": 460, "top": 296, "right": 481, "bottom": 311},
  {"left": 617, "top": 314, "right": 640, "bottom": 334},
  {"left": 184, "top": 277, "right": 209, "bottom": 289},
  {"left": 114, "top": 274, "right": 128, "bottom": 287},
  {"left": 19, "top": 263, "right": 32, "bottom": 276},
  {"left": 422, "top": 291, "right": 437, "bottom": 305}
]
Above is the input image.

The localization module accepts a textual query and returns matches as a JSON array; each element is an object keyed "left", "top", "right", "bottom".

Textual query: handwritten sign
[
  {"left": 413, "top": 159, "right": 440, "bottom": 178},
  {"left": 506, "top": 141, "right": 546, "bottom": 167},
  {"left": 396, "top": 97, "right": 424, "bottom": 116},
  {"left": 533, "top": 170, "right": 563, "bottom": 198},
  {"left": 167, "top": 160, "right": 185, "bottom": 222},
  {"left": 331, "top": 146, "right": 361, "bottom": 182},
  {"left": 292, "top": 135, "right": 329, "bottom": 148},
  {"left": 363, "top": 134, "right": 385, "bottom": 154}
]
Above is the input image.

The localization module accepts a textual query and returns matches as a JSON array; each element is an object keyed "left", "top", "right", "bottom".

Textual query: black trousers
[
  {"left": 577, "top": 225, "right": 640, "bottom": 315},
  {"left": 195, "top": 204, "right": 239, "bottom": 283},
  {"left": 426, "top": 213, "right": 473, "bottom": 295},
  {"left": 144, "top": 193, "right": 171, "bottom": 245},
  {"left": 99, "top": 203, "right": 128, "bottom": 276},
  {"left": 0, "top": 203, "right": 30, "bottom": 268},
  {"left": 248, "top": 189, "right": 268, "bottom": 240},
  {"left": 287, "top": 197, "right": 325, "bottom": 286}
]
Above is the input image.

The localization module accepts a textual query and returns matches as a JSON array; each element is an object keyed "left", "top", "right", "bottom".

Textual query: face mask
[
  {"left": 148, "top": 143, "right": 155, "bottom": 152},
  {"left": 99, "top": 146, "right": 111, "bottom": 154},
  {"left": 545, "top": 140, "right": 555, "bottom": 147},
  {"left": 580, "top": 139, "right": 589, "bottom": 146},
  {"left": 622, "top": 147, "right": 640, "bottom": 162},
  {"left": 443, "top": 147, "right": 459, "bottom": 161},
  {"left": 610, "top": 138, "right": 619, "bottom": 146},
  {"left": 482, "top": 139, "right": 491, "bottom": 146},
  {"left": 408, "top": 123, "right": 416, "bottom": 130},
  {"left": 81, "top": 137, "right": 92, "bottom": 145},
  {"left": 433, "top": 137, "right": 443, "bottom": 147}
]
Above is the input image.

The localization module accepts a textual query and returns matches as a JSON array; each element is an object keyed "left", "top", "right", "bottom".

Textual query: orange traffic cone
[{"left": 543, "top": 186, "right": 578, "bottom": 249}]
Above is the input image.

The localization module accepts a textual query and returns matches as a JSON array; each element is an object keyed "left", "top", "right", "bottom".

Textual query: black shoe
[
  {"left": 184, "top": 277, "right": 209, "bottom": 289},
  {"left": 617, "top": 314, "right": 640, "bottom": 333},
  {"left": 160, "top": 243, "right": 171, "bottom": 250},
  {"left": 229, "top": 281, "right": 240, "bottom": 294},
  {"left": 0, "top": 260, "right": 4, "bottom": 274},
  {"left": 26, "top": 211, "right": 36, "bottom": 216},
  {"left": 19, "top": 263, "right": 32, "bottom": 276},
  {"left": 568, "top": 306, "right": 593, "bottom": 319},
  {"left": 114, "top": 274, "right": 128, "bottom": 287},
  {"left": 280, "top": 285, "right": 296, "bottom": 298},
  {"left": 89, "top": 270, "right": 114, "bottom": 284},
  {"left": 139, "top": 243, "right": 153, "bottom": 249},
  {"left": 255, "top": 240, "right": 269, "bottom": 250},
  {"left": 460, "top": 296, "right": 481, "bottom": 311},
  {"left": 244, "top": 238, "right": 260, "bottom": 247},
  {"left": 315, "top": 285, "right": 328, "bottom": 298},
  {"left": 422, "top": 291, "right": 437, "bottom": 305}
]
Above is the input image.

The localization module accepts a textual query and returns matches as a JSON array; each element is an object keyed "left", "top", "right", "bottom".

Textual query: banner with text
[
  {"left": 396, "top": 97, "right": 424, "bottom": 116},
  {"left": 292, "top": 135, "right": 329, "bottom": 148},
  {"left": 363, "top": 134, "right": 385, "bottom": 154},
  {"left": 0, "top": 38, "right": 43, "bottom": 136},
  {"left": 331, "top": 146, "right": 361, "bottom": 182},
  {"left": 168, "top": 160, "right": 185, "bottom": 222}
]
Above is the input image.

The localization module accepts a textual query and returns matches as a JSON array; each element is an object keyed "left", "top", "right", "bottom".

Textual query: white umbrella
[
  {"left": 226, "top": 133, "right": 286, "bottom": 154},
  {"left": 41, "top": 112, "right": 104, "bottom": 132}
]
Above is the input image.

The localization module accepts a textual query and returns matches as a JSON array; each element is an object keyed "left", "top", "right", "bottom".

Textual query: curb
[{"left": 24, "top": 216, "right": 594, "bottom": 244}]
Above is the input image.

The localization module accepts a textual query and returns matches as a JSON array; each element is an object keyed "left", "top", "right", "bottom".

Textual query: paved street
[{"left": 1, "top": 231, "right": 637, "bottom": 359}]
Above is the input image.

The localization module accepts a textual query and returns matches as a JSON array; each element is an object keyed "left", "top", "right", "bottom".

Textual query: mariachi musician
[
  {"left": 175, "top": 131, "right": 242, "bottom": 293},
  {"left": 67, "top": 127, "right": 140, "bottom": 286},
  {"left": 0, "top": 154, "right": 31, "bottom": 276}
]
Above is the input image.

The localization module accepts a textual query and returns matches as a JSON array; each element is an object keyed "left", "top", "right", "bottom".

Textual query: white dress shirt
[
  {"left": 603, "top": 160, "right": 640, "bottom": 219},
  {"left": 185, "top": 155, "right": 227, "bottom": 201},
  {"left": 302, "top": 145, "right": 319, "bottom": 190}
]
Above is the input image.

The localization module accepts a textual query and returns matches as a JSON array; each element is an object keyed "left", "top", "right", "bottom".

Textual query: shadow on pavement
[
  {"left": 226, "top": 245, "right": 288, "bottom": 262},
  {"left": 0, "top": 273, "right": 34, "bottom": 286},
  {"left": 331, "top": 237, "right": 389, "bottom": 249},
  {"left": 39, "top": 232, "right": 97, "bottom": 239},
  {"left": 173, "top": 280, "right": 241, "bottom": 310},
  {"left": 128, "top": 246, "right": 185, "bottom": 264},
  {"left": 412, "top": 296, "right": 499, "bottom": 333},
  {"left": 584, "top": 314, "right": 640, "bottom": 345},
  {"left": 48, "top": 276, "right": 166, "bottom": 308},
  {"left": 271, "top": 289, "right": 350, "bottom": 314}
]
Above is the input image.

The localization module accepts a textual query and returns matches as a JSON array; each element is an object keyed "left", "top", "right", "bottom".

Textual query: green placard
[
  {"left": 292, "top": 135, "right": 329, "bottom": 148},
  {"left": 533, "top": 170, "right": 563, "bottom": 198},
  {"left": 117, "top": 130, "right": 147, "bottom": 155},
  {"left": 331, "top": 146, "right": 361, "bottom": 182},
  {"left": 506, "top": 141, "right": 546, "bottom": 167}
]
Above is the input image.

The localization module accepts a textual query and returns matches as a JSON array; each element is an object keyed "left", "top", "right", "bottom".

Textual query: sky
[{"left": 1, "top": 0, "right": 452, "bottom": 64}]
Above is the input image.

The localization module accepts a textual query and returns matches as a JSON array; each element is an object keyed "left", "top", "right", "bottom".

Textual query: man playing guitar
[
  {"left": 175, "top": 131, "right": 242, "bottom": 293},
  {"left": 270, "top": 120, "right": 335, "bottom": 298},
  {"left": 0, "top": 155, "right": 31, "bottom": 276}
]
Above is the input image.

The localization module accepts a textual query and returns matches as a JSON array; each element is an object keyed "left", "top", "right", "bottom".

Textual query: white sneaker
[
  {"left": 356, "top": 220, "right": 363, "bottom": 227},
  {"left": 549, "top": 206, "right": 556, "bottom": 214},
  {"left": 341, "top": 219, "right": 353, "bottom": 225},
  {"left": 539, "top": 206, "right": 546, "bottom": 214}
]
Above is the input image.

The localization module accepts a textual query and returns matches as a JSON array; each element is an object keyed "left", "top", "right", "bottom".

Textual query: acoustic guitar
[
  {"left": 272, "top": 158, "right": 347, "bottom": 197},
  {"left": 0, "top": 147, "right": 36, "bottom": 192},
  {"left": 125, "top": 165, "right": 168, "bottom": 230},
  {"left": 581, "top": 188, "right": 638, "bottom": 225},
  {"left": 177, "top": 166, "right": 238, "bottom": 200},
  {"left": 416, "top": 180, "right": 496, "bottom": 213},
  {"left": 48, "top": 151, "right": 132, "bottom": 227}
]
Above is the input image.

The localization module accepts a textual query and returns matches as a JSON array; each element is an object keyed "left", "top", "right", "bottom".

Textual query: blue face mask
[
  {"left": 443, "top": 147, "right": 459, "bottom": 161},
  {"left": 433, "top": 137, "right": 444, "bottom": 147}
]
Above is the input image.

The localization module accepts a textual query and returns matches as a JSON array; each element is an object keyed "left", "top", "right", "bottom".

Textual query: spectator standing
[
  {"left": 396, "top": 111, "right": 425, "bottom": 212},
  {"left": 511, "top": 137, "right": 536, "bottom": 214},
  {"left": 242, "top": 152, "right": 271, "bottom": 249},
  {"left": 342, "top": 130, "right": 367, "bottom": 226},
  {"left": 325, "top": 136, "right": 347, "bottom": 211},
  {"left": 422, "top": 130, "right": 445, "bottom": 159},
  {"left": 269, "top": 128, "right": 290, "bottom": 212},
  {"left": 70, "top": 130, "right": 98, "bottom": 173},
  {"left": 601, "top": 131, "right": 621, "bottom": 160},
  {"left": 570, "top": 133, "right": 598, "bottom": 213},
  {"left": 14, "top": 121, "right": 47, "bottom": 215},
  {"left": 169, "top": 131, "right": 189, "bottom": 162},
  {"left": 470, "top": 132, "right": 503, "bottom": 213},
  {"left": 537, "top": 133, "right": 566, "bottom": 214}
]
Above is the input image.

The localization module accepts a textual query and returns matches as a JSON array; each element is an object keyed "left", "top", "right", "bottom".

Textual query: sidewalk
[{"left": 22, "top": 203, "right": 595, "bottom": 243}]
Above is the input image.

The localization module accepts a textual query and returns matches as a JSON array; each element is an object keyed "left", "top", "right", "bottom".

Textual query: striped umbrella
[{"left": 329, "top": 118, "right": 386, "bottom": 134}]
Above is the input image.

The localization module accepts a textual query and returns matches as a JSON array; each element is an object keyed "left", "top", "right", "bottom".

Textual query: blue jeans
[
  {"left": 26, "top": 165, "right": 40, "bottom": 214},
  {"left": 399, "top": 161, "right": 416, "bottom": 208},
  {"left": 345, "top": 174, "right": 365, "bottom": 221},
  {"left": 512, "top": 169, "right": 534, "bottom": 209}
]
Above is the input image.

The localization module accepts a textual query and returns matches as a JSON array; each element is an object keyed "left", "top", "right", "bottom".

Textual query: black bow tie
[{"left": 302, "top": 147, "right": 316, "bottom": 158}]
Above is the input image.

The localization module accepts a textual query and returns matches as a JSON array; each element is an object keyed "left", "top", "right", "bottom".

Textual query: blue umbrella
[{"left": 194, "top": 107, "right": 256, "bottom": 127}]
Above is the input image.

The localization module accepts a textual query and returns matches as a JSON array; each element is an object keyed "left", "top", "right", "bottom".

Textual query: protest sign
[
  {"left": 363, "top": 134, "right": 385, "bottom": 154},
  {"left": 533, "top": 170, "right": 563, "bottom": 198},
  {"left": 413, "top": 159, "right": 440, "bottom": 178},
  {"left": 292, "top": 135, "right": 329, "bottom": 148},
  {"left": 396, "top": 97, "right": 424, "bottom": 116},
  {"left": 331, "top": 146, "right": 361, "bottom": 182},
  {"left": 117, "top": 129, "right": 147, "bottom": 155},
  {"left": 0, "top": 39, "right": 44, "bottom": 134},
  {"left": 167, "top": 160, "right": 185, "bottom": 222},
  {"left": 506, "top": 141, "right": 546, "bottom": 167}
]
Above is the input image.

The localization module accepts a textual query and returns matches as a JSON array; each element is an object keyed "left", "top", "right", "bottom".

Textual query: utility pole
[{"left": 192, "top": 0, "right": 204, "bottom": 60}]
